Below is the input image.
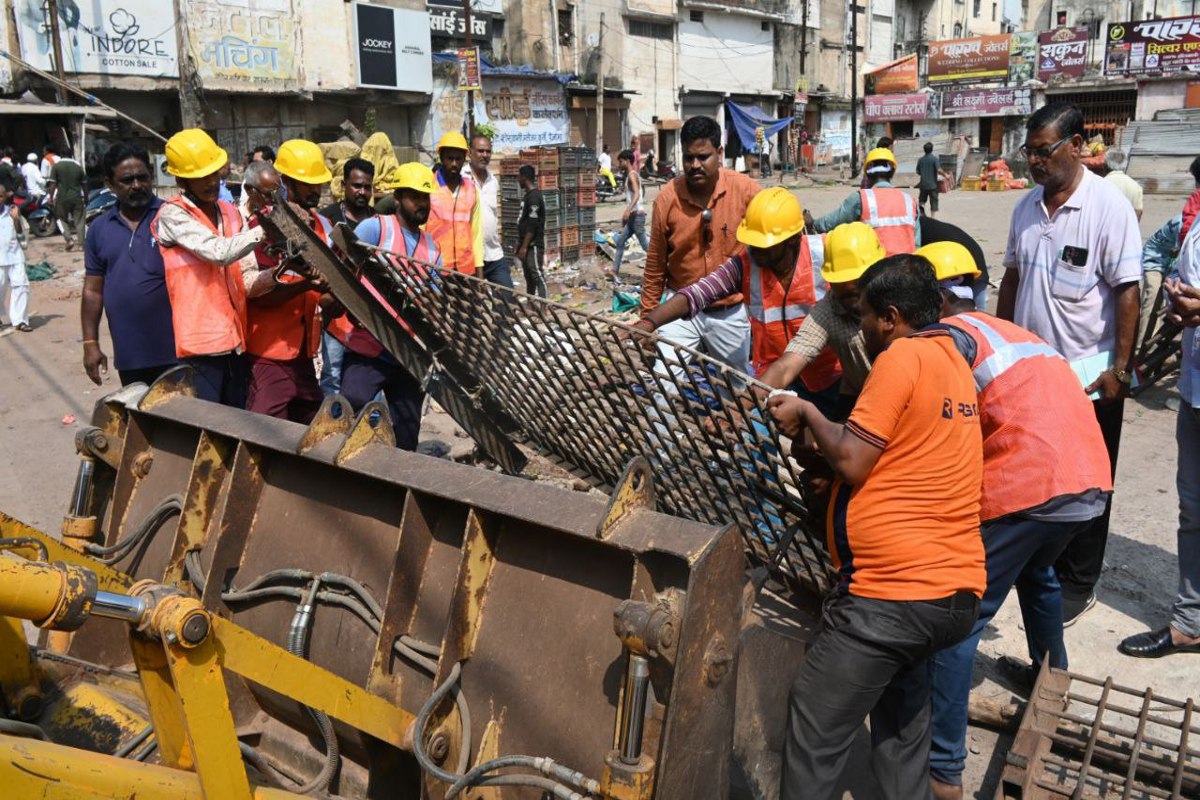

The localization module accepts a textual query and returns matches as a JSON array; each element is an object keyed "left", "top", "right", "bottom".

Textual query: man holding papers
[{"left": 997, "top": 102, "right": 1142, "bottom": 627}]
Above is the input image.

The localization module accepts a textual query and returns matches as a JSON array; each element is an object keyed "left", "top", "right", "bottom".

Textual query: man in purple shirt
[{"left": 82, "top": 142, "right": 177, "bottom": 386}]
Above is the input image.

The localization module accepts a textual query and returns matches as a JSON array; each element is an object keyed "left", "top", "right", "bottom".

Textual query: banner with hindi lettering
[
  {"left": 927, "top": 34, "right": 1012, "bottom": 83},
  {"left": 864, "top": 54, "right": 919, "bottom": 95},
  {"left": 938, "top": 87, "right": 1032, "bottom": 118},
  {"left": 864, "top": 93, "right": 931, "bottom": 122},
  {"left": 1038, "top": 27, "right": 1089, "bottom": 79},
  {"left": 190, "top": 0, "right": 297, "bottom": 89},
  {"left": 1104, "top": 15, "right": 1200, "bottom": 76},
  {"left": 472, "top": 77, "right": 569, "bottom": 153},
  {"left": 14, "top": 0, "right": 177, "bottom": 77}
]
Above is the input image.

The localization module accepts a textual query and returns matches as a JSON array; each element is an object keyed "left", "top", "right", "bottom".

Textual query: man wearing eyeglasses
[
  {"left": 996, "top": 102, "right": 1143, "bottom": 630},
  {"left": 641, "top": 115, "right": 761, "bottom": 374}
]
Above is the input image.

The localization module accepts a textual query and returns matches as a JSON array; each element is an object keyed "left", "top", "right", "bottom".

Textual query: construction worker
[
  {"left": 921, "top": 240, "right": 1113, "bottom": 800},
  {"left": 426, "top": 131, "right": 482, "bottom": 274},
  {"left": 332, "top": 162, "right": 443, "bottom": 450},
  {"left": 632, "top": 187, "right": 842, "bottom": 410},
  {"left": 154, "top": 129, "right": 265, "bottom": 406},
  {"left": 768, "top": 254, "right": 983, "bottom": 800},
  {"left": 755, "top": 221, "right": 886, "bottom": 419},
  {"left": 809, "top": 147, "right": 920, "bottom": 255},
  {"left": 243, "top": 139, "right": 334, "bottom": 424}
]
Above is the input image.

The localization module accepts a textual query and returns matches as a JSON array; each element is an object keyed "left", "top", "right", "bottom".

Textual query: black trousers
[
  {"left": 118, "top": 363, "right": 177, "bottom": 388},
  {"left": 1054, "top": 397, "right": 1124, "bottom": 601},
  {"left": 781, "top": 590, "right": 978, "bottom": 800}
]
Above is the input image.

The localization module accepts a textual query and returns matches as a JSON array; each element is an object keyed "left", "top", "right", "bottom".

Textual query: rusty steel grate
[
  {"left": 1001, "top": 667, "right": 1200, "bottom": 799},
  {"left": 332, "top": 231, "right": 836, "bottom": 597}
]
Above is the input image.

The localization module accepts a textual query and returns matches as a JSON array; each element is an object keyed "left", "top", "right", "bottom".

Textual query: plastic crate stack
[
  {"left": 497, "top": 145, "right": 597, "bottom": 268},
  {"left": 558, "top": 146, "right": 597, "bottom": 264}
]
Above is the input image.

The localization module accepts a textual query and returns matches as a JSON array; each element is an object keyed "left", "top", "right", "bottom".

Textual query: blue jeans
[
  {"left": 319, "top": 332, "right": 345, "bottom": 396},
  {"left": 182, "top": 353, "right": 247, "bottom": 408},
  {"left": 612, "top": 212, "right": 649, "bottom": 275},
  {"left": 1173, "top": 405, "right": 1200, "bottom": 638},
  {"left": 928, "top": 514, "right": 1090, "bottom": 785},
  {"left": 482, "top": 258, "right": 514, "bottom": 289}
]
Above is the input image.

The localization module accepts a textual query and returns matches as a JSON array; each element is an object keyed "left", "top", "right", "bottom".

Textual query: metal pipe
[
  {"left": 617, "top": 654, "right": 651, "bottom": 765},
  {"left": 90, "top": 591, "right": 147, "bottom": 624},
  {"left": 69, "top": 456, "right": 94, "bottom": 517}
]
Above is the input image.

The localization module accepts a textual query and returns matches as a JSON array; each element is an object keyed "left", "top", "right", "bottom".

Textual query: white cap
[{"left": 26, "top": 153, "right": 36, "bottom": 162}]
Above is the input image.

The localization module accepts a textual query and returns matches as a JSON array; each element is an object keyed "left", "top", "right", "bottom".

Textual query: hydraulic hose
[
  {"left": 0, "top": 718, "right": 47, "bottom": 740},
  {"left": 85, "top": 495, "right": 183, "bottom": 566},
  {"left": 112, "top": 725, "right": 154, "bottom": 758},
  {"left": 286, "top": 578, "right": 340, "bottom": 795}
]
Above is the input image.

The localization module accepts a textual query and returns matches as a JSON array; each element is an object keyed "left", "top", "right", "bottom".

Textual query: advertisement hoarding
[
  {"left": 1105, "top": 15, "right": 1200, "bottom": 76},
  {"left": 864, "top": 54, "right": 919, "bottom": 95},
  {"left": 928, "top": 34, "right": 1012, "bottom": 83},
  {"left": 939, "top": 87, "right": 1032, "bottom": 118},
  {"left": 1038, "top": 27, "right": 1089, "bottom": 79},
  {"left": 354, "top": 3, "right": 433, "bottom": 92},
  {"left": 14, "top": 1, "right": 177, "bottom": 77}
]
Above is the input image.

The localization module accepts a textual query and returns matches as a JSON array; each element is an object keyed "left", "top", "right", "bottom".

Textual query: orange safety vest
[
  {"left": 245, "top": 214, "right": 331, "bottom": 361},
  {"left": 859, "top": 187, "right": 918, "bottom": 256},
  {"left": 741, "top": 235, "right": 843, "bottom": 390},
  {"left": 425, "top": 171, "right": 477, "bottom": 274},
  {"left": 153, "top": 197, "right": 248, "bottom": 358},
  {"left": 941, "top": 312, "right": 1113, "bottom": 522},
  {"left": 328, "top": 216, "right": 440, "bottom": 357}
]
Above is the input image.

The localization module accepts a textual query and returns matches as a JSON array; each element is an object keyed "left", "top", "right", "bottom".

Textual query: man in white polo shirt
[{"left": 997, "top": 102, "right": 1143, "bottom": 628}]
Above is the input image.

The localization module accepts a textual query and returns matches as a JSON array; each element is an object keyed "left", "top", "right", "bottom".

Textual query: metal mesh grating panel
[{"left": 349, "top": 240, "right": 836, "bottom": 597}]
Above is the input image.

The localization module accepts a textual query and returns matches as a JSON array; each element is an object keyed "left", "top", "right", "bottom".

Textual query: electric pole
[
  {"left": 45, "top": 0, "right": 67, "bottom": 105},
  {"left": 463, "top": 0, "right": 476, "bottom": 133},
  {"left": 850, "top": 2, "right": 859, "bottom": 177},
  {"left": 173, "top": 0, "right": 204, "bottom": 129},
  {"left": 595, "top": 13, "right": 605, "bottom": 155},
  {"left": 800, "top": 0, "right": 808, "bottom": 75}
]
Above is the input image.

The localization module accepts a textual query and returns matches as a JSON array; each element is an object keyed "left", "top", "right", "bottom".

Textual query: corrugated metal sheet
[
  {"left": 1123, "top": 121, "right": 1200, "bottom": 157},
  {"left": 1154, "top": 108, "right": 1200, "bottom": 123}
]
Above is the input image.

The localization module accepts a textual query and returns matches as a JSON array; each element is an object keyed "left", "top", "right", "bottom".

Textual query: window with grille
[{"left": 629, "top": 18, "right": 672, "bottom": 39}]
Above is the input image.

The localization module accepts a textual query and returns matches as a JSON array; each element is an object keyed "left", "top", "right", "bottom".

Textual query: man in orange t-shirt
[{"left": 768, "top": 254, "right": 984, "bottom": 800}]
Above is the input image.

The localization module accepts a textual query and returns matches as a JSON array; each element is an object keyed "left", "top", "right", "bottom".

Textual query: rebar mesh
[
  {"left": 354, "top": 244, "right": 835, "bottom": 597},
  {"left": 1014, "top": 669, "right": 1200, "bottom": 799}
]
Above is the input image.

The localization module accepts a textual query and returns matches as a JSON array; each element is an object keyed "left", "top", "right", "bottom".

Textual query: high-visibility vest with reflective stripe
[
  {"left": 153, "top": 197, "right": 248, "bottom": 358},
  {"left": 328, "top": 217, "right": 439, "bottom": 357},
  {"left": 859, "top": 187, "right": 918, "bottom": 256},
  {"left": 426, "top": 173, "right": 477, "bottom": 274},
  {"left": 245, "top": 213, "right": 332, "bottom": 360},
  {"left": 942, "top": 311, "right": 1112, "bottom": 521},
  {"left": 741, "top": 235, "right": 843, "bottom": 389}
]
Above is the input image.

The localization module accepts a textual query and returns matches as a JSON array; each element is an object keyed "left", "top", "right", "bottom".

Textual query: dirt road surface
[{"left": 1, "top": 181, "right": 1196, "bottom": 798}]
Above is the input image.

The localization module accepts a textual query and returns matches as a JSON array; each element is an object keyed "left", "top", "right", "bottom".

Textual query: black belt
[{"left": 922, "top": 590, "right": 978, "bottom": 610}]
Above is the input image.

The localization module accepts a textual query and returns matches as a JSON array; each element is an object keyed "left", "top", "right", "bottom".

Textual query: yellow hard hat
[
  {"left": 395, "top": 162, "right": 435, "bottom": 194},
  {"left": 821, "top": 222, "right": 887, "bottom": 283},
  {"left": 736, "top": 187, "right": 804, "bottom": 249},
  {"left": 915, "top": 241, "right": 981, "bottom": 281},
  {"left": 275, "top": 139, "right": 333, "bottom": 184},
  {"left": 437, "top": 131, "right": 469, "bottom": 152},
  {"left": 165, "top": 129, "right": 227, "bottom": 179},
  {"left": 864, "top": 147, "right": 897, "bottom": 169}
]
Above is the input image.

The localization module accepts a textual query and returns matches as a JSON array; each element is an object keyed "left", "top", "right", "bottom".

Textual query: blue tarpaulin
[
  {"left": 431, "top": 52, "right": 576, "bottom": 85},
  {"left": 724, "top": 101, "right": 792, "bottom": 152}
]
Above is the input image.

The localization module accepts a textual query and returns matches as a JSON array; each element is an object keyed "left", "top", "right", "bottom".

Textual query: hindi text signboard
[
  {"left": 864, "top": 93, "right": 931, "bottom": 122},
  {"left": 939, "top": 87, "right": 1032, "bottom": 118},
  {"left": 864, "top": 54, "right": 919, "bottom": 94},
  {"left": 1105, "top": 15, "right": 1200, "bottom": 76},
  {"left": 928, "top": 34, "right": 1012, "bottom": 83},
  {"left": 1038, "top": 27, "right": 1089, "bottom": 79}
]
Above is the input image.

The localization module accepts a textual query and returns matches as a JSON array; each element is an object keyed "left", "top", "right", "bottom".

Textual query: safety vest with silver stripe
[
  {"left": 859, "top": 187, "right": 918, "bottom": 256},
  {"left": 942, "top": 311, "right": 1113, "bottom": 521},
  {"left": 741, "top": 235, "right": 842, "bottom": 390}
]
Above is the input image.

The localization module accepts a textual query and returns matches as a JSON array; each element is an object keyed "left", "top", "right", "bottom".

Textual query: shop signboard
[
  {"left": 353, "top": 3, "right": 433, "bottom": 92},
  {"left": 1104, "top": 15, "right": 1200, "bottom": 76},
  {"left": 15, "top": 0, "right": 177, "bottom": 77},
  {"left": 429, "top": 7, "right": 492, "bottom": 39},
  {"left": 1008, "top": 31, "right": 1038, "bottom": 83},
  {"left": 1037, "top": 26, "right": 1089, "bottom": 79},
  {"left": 939, "top": 87, "right": 1032, "bottom": 118},
  {"left": 864, "top": 93, "right": 930, "bottom": 122},
  {"left": 927, "top": 34, "right": 1012, "bottom": 83},
  {"left": 429, "top": 76, "right": 569, "bottom": 153},
  {"left": 864, "top": 54, "right": 919, "bottom": 94}
]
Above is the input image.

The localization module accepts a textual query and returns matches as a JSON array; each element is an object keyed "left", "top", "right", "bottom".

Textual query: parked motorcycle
[
  {"left": 641, "top": 159, "right": 677, "bottom": 183},
  {"left": 85, "top": 187, "right": 117, "bottom": 222},
  {"left": 12, "top": 193, "right": 57, "bottom": 238}
]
